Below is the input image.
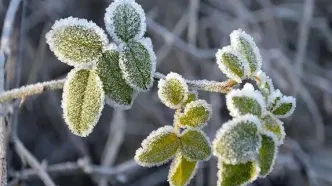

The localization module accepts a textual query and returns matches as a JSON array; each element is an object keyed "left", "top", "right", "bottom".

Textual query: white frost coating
[
  {"left": 230, "top": 29, "right": 262, "bottom": 75},
  {"left": 255, "top": 70, "right": 274, "bottom": 93},
  {"left": 212, "top": 114, "right": 262, "bottom": 164},
  {"left": 258, "top": 130, "right": 278, "bottom": 178},
  {"left": 104, "top": 0, "right": 146, "bottom": 43},
  {"left": 105, "top": 90, "right": 139, "bottom": 110},
  {"left": 134, "top": 125, "right": 178, "bottom": 167},
  {"left": 168, "top": 153, "right": 199, "bottom": 186},
  {"left": 158, "top": 72, "right": 189, "bottom": 109},
  {"left": 216, "top": 46, "right": 250, "bottom": 83},
  {"left": 103, "top": 42, "right": 119, "bottom": 52},
  {"left": 226, "top": 83, "right": 266, "bottom": 117},
  {"left": 46, "top": 16, "right": 109, "bottom": 67},
  {"left": 61, "top": 69, "right": 105, "bottom": 137},
  {"left": 261, "top": 111, "right": 285, "bottom": 145},
  {"left": 186, "top": 79, "right": 230, "bottom": 93},
  {"left": 267, "top": 89, "right": 282, "bottom": 109},
  {"left": 139, "top": 37, "right": 156, "bottom": 80},
  {"left": 273, "top": 96, "right": 296, "bottom": 118}
]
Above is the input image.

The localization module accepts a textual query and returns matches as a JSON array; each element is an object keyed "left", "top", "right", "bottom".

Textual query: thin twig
[{"left": 188, "top": 0, "right": 200, "bottom": 46}]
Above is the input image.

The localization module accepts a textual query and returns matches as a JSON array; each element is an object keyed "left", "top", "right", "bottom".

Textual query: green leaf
[
  {"left": 226, "top": 83, "right": 265, "bottom": 117},
  {"left": 271, "top": 96, "right": 296, "bottom": 118},
  {"left": 216, "top": 46, "right": 249, "bottom": 83},
  {"left": 213, "top": 115, "right": 262, "bottom": 164},
  {"left": 158, "top": 72, "right": 189, "bottom": 109},
  {"left": 261, "top": 112, "right": 285, "bottom": 145},
  {"left": 177, "top": 100, "right": 212, "bottom": 128},
  {"left": 135, "top": 126, "right": 180, "bottom": 167},
  {"left": 119, "top": 37, "right": 156, "bottom": 91},
  {"left": 217, "top": 160, "right": 260, "bottom": 186},
  {"left": 255, "top": 71, "right": 274, "bottom": 98},
  {"left": 258, "top": 133, "right": 278, "bottom": 177},
  {"left": 180, "top": 129, "right": 211, "bottom": 161},
  {"left": 182, "top": 90, "right": 198, "bottom": 107},
  {"left": 168, "top": 153, "right": 198, "bottom": 186},
  {"left": 62, "top": 69, "right": 105, "bottom": 137},
  {"left": 95, "top": 44, "right": 136, "bottom": 109},
  {"left": 230, "top": 29, "right": 262, "bottom": 75},
  {"left": 46, "top": 17, "right": 108, "bottom": 67},
  {"left": 105, "top": 0, "right": 146, "bottom": 43}
]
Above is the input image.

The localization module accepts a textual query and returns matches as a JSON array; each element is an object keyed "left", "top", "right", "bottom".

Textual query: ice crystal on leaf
[
  {"left": 258, "top": 131, "right": 278, "bottom": 177},
  {"left": 168, "top": 153, "right": 198, "bottom": 186},
  {"left": 177, "top": 100, "right": 212, "bottom": 128}
]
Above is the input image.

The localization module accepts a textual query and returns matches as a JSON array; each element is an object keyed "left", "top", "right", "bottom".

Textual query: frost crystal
[
  {"left": 213, "top": 114, "right": 262, "bottom": 164},
  {"left": 177, "top": 100, "right": 212, "bottom": 128},
  {"left": 271, "top": 95, "right": 296, "bottom": 118},
  {"left": 230, "top": 29, "right": 262, "bottom": 75},
  {"left": 46, "top": 17, "right": 108, "bottom": 67},
  {"left": 226, "top": 83, "right": 266, "bottom": 117},
  {"left": 267, "top": 89, "right": 282, "bottom": 110},
  {"left": 255, "top": 70, "right": 274, "bottom": 97},
  {"left": 261, "top": 112, "right": 285, "bottom": 145},
  {"left": 168, "top": 153, "right": 198, "bottom": 186},
  {"left": 104, "top": 0, "right": 146, "bottom": 43},
  {"left": 216, "top": 46, "right": 250, "bottom": 83},
  {"left": 182, "top": 90, "right": 198, "bottom": 107},
  {"left": 158, "top": 72, "right": 189, "bottom": 109}
]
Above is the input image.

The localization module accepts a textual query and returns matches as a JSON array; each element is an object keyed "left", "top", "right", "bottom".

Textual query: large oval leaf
[
  {"left": 180, "top": 129, "right": 211, "bottom": 161},
  {"left": 62, "top": 69, "right": 105, "bottom": 137},
  {"left": 168, "top": 153, "right": 198, "bottom": 186},
  {"left": 258, "top": 132, "right": 278, "bottom": 177}
]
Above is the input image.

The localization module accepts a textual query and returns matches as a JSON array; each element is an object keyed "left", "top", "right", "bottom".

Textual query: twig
[{"left": 188, "top": 0, "right": 200, "bottom": 46}]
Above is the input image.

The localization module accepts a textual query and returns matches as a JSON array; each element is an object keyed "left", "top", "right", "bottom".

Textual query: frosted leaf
[
  {"left": 261, "top": 112, "right": 285, "bottom": 145},
  {"left": 226, "top": 83, "right": 266, "bottom": 117},
  {"left": 62, "top": 69, "right": 105, "bottom": 137},
  {"left": 217, "top": 160, "right": 260, "bottom": 186},
  {"left": 258, "top": 131, "right": 278, "bottom": 178},
  {"left": 216, "top": 46, "right": 250, "bottom": 83},
  {"left": 267, "top": 89, "right": 282, "bottom": 110},
  {"left": 158, "top": 72, "right": 189, "bottom": 109},
  {"left": 271, "top": 96, "right": 296, "bottom": 118},
  {"left": 213, "top": 115, "right": 262, "bottom": 164},
  {"left": 180, "top": 129, "right": 212, "bottom": 161},
  {"left": 182, "top": 90, "right": 198, "bottom": 107},
  {"left": 104, "top": 0, "right": 146, "bottom": 43},
  {"left": 254, "top": 70, "right": 274, "bottom": 98},
  {"left": 168, "top": 153, "right": 198, "bottom": 186},
  {"left": 230, "top": 29, "right": 262, "bottom": 75},
  {"left": 46, "top": 17, "right": 108, "bottom": 67},
  {"left": 177, "top": 100, "right": 212, "bottom": 128},
  {"left": 119, "top": 37, "right": 156, "bottom": 91},
  {"left": 94, "top": 44, "right": 137, "bottom": 110},
  {"left": 135, "top": 126, "right": 180, "bottom": 167}
]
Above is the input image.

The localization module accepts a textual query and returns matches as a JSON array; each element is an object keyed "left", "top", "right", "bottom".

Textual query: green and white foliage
[
  {"left": 104, "top": 0, "right": 146, "bottom": 43},
  {"left": 261, "top": 112, "right": 285, "bottom": 145},
  {"left": 158, "top": 72, "right": 188, "bottom": 109},
  {"left": 168, "top": 153, "right": 198, "bottom": 186},
  {"left": 62, "top": 69, "right": 105, "bottom": 137},
  {"left": 216, "top": 46, "right": 250, "bottom": 83},
  {"left": 95, "top": 44, "right": 137, "bottom": 109},
  {"left": 46, "top": 17, "right": 108, "bottom": 67},
  {"left": 119, "top": 37, "right": 156, "bottom": 91},
  {"left": 267, "top": 90, "right": 296, "bottom": 118},
  {"left": 135, "top": 126, "right": 180, "bottom": 167},
  {"left": 226, "top": 83, "right": 266, "bottom": 117},
  {"left": 230, "top": 29, "right": 262, "bottom": 75},
  {"left": 182, "top": 90, "right": 198, "bottom": 107},
  {"left": 258, "top": 130, "right": 278, "bottom": 177},
  {"left": 177, "top": 100, "right": 212, "bottom": 128},
  {"left": 255, "top": 70, "right": 274, "bottom": 98},
  {"left": 213, "top": 115, "right": 262, "bottom": 164}
]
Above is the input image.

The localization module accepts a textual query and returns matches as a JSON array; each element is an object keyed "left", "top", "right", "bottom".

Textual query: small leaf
[
  {"left": 168, "top": 153, "right": 198, "bottom": 186},
  {"left": 158, "top": 72, "right": 189, "bottom": 109},
  {"left": 271, "top": 96, "right": 296, "bottom": 118},
  {"left": 180, "top": 129, "right": 211, "bottom": 161},
  {"left": 217, "top": 160, "right": 260, "bottom": 186},
  {"left": 258, "top": 132, "right": 278, "bottom": 177},
  {"left": 267, "top": 89, "right": 282, "bottom": 110},
  {"left": 104, "top": 0, "right": 146, "bottom": 43},
  {"left": 261, "top": 112, "right": 285, "bottom": 145},
  {"left": 135, "top": 126, "right": 180, "bottom": 167},
  {"left": 254, "top": 70, "right": 274, "bottom": 98},
  {"left": 226, "top": 83, "right": 266, "bottom": 117},
  {"left": 230, "top": 29, "right": 262, "bottom": 75},
  {"left": 216, "top": 46, "right": 249, "bottom": 83},
  {"left": 62, "top": 69, "right": 105, "bottom": 137},
  {"left": 95, "top": 44, "right": 137, "bottom": 109},
  {"left": 119, "top": 37, "right": 156, "bottom": 91},
  {"left": 213, "top": 114, "right": 262, "bottom": 164},
  {"left": 177, "top": 100, "right": 212, "bottom": 128},
  {"left": 182, "top": 90, "right": 198, "bottom": 107},
  {"left": 46, "top": 17, "right": 108, "bottom": 67}
]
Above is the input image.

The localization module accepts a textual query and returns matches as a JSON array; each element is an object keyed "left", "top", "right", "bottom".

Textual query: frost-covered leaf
[
  {"left": 168, "top": 153, "right": 198, "bottom": 186},
  {"left": 258, "top": 132, "right": 278, "bottom": 177},
  {"left": 216, "top": 46, "right": 249, "bottom": 83},
  {"left": 62, "top": 69, "right": 105, "bottom": 137},
  {"left": 95, "top": 44, "right": 136, "bottom": 109},
  {"left": 180, "top": 129, "right": 211, "bottom": 161},
  {"left": 182, "top": 90, "right": 198, "bottom": 107},
  {"left": 177, "top": 100, "right": 212, "bottom": 128},
  {"left": 271, "top": 96, "right": 296, "bottom": 118},
  {"left": 135, "top": 126, "right": 180, "bottom": 167},
  {"left": 119, "top": 37, "right": 156, "bottom": 91},
  {"left": 105, "top": 0, "right": 146, "bottom": 43},
  {"left": 46, "top": 17, "right": 108, "bottom": 67},
  {"left": 158, "top": 72, "right": 188, "bottom": 109},
  {"left": 226, "top": 83, "right": 266, "bottom": 117},
  {"left": 217, "top": 160, "right": 260, "bottom": 186},
  {"left": 267, "top": 89, "right": 282, "bottom": 110},
  {"left": 261, "top": 112, "right": 285, "bottom": 145},
  {"left": 254, "top": 70, "right": 274, "bottom": 98},
  {"left": 213, "top": 115, "right": 262, "bottom": 164},
  {"left": 230, "top": 29, "right": 262, "bottom": 75}
]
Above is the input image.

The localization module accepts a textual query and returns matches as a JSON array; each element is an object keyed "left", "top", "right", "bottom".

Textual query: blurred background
[{"left": 1, "top": 0, "right": 332, "bottom": 185}]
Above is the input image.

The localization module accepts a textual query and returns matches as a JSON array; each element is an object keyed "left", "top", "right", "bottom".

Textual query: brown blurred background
[{"left": 1, "top": 0, "right": 332, "bottom": 185}]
